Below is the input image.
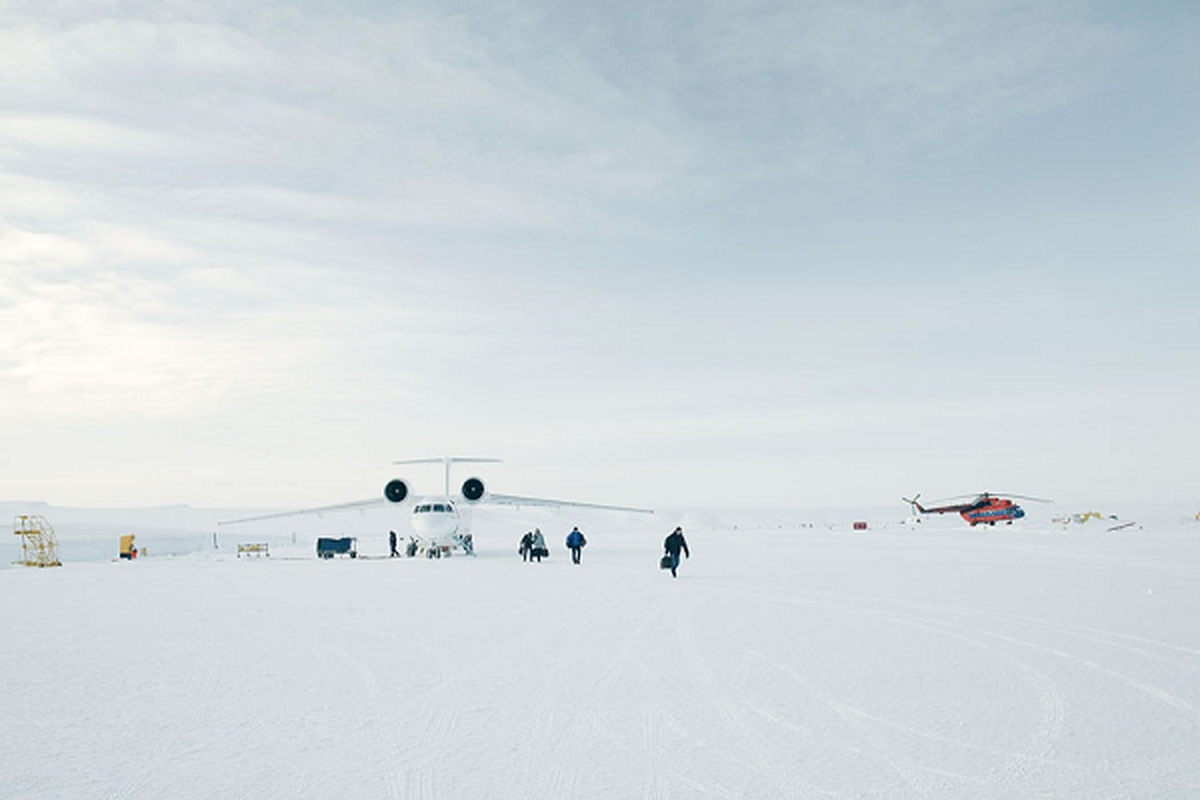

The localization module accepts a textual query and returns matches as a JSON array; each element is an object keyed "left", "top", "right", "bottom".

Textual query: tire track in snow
[
  {"left": 345, "top": 606, "right": 591, "bottom": 800},
  {"left": 381, "top": 638, "right": 455, "bottom": 800},
  {"left": 730, "top": 661, "right": 998, "bottom": 792},
  {"left": 740, "top": 649, "right": 949, "bottom": 798},
  {"left": 799, "top": 590, "right": 1200, "bottom": 728},
  {"left": 801, "top": 589, "right": 1200, "bottom": 673},
  {"left": 637, "top": 695, "right": 670, "bottom": 799},
  {"left": 507, "top": 597, "right": 598, "bottom": 800},
  {"left": 713, "top": 585, "right": 1070, "bottom": 796},
  {"left": 812, "top": 597, "right": 1067, "bottom": 795},
  {"left": 313, "top": 616, "right": 457, "bottom": 800},
  {"left": 103, "top": 641, "right": 225, "bottom": 800},
  {"left": 700, "top": 582, "right": 1200, "bottom": 797},
  {"left": 535, "top": 579, "right": 683, "bottom": 800},
  {"left": 313, "top": 635, "right": 409, "bottom": 799},
  {"left": 675, "top": 589, "right": 834, "bottom": 799}
]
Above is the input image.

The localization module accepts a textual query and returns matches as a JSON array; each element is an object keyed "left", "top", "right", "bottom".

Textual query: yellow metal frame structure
[{"left": 13, "top": 514, "right": 62, "bottom": 568}]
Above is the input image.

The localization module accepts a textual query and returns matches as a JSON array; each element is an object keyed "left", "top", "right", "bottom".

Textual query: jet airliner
[{"left": 220, "top": 457, "right": 652, "bottom": 557}]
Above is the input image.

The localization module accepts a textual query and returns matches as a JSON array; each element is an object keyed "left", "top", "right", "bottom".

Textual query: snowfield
[{"left": 3, "top": 504, "right": 1200, "bottom": 799}]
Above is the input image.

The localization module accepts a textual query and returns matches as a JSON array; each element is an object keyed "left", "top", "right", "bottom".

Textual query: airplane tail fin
[{"left": 393, "top": 457, "right": 502, "bottom": 495}]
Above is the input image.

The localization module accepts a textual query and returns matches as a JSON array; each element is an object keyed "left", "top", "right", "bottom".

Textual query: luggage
[
  {"left": 660, "top": 554, "right": 672, "bottom": 569},
  {"left": 533, "top": 547, "right": 549, "bottom": 558}
]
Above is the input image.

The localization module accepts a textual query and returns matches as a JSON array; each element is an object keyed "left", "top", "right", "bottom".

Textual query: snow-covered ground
[{"left": 3, "top": 502, "right": 1200, "bottom": 798}]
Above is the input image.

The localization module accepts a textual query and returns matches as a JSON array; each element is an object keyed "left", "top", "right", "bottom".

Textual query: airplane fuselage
[
  {"left": 410, "top": 496, "right": 462, "bottom": 545},
  {"left": 407, "top": 495, "right": 476, "bottom": 556}
]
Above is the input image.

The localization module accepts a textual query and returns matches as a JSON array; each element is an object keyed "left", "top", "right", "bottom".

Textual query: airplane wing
[
  {"left": 486, "top": 493, "right": 653, "bottom": 514},
  {"left": 218, "top": 497, "right": 386, "bottom": 526}
]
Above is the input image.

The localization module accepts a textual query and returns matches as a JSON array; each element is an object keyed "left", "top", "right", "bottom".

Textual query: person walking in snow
[
  {"left": 389, "top": 529, "right": 399, "bottom": 558},
  {"left": 565, "top": 526, "right": 587, "bottom": 564},
  {"left": 529, "top": 528, "right": 548, "bottom": 562},
  {"left": 663, "top": 526, "right": 689, "bottom": 578},
  {"left": 519, "top": 530, "right": 534, "bottom": 561}
]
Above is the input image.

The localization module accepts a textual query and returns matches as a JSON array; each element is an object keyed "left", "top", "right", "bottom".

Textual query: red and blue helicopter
[{"left": 903, "top": 492, "right": 1050, "bottom": 526}]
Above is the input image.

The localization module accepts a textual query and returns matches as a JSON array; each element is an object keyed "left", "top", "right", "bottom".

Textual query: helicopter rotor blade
[
  {"left": 924, "top": 491, "right": 1052, "bottom": 505},
  {"left": 927, "top": 493, "right": 981, "bottom": 504},
  {"left": 963, "top": 491, "right": 1053, "bottom": 503}
]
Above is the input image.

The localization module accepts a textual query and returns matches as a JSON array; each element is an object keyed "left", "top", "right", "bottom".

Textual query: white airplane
[{"left": 219, "top": 457, "right": 653, "bottom": 557}]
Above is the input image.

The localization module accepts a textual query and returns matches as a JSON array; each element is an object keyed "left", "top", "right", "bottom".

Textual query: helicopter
[{"left": 902, "top": 492, "right": 1050, "bottom": 526}]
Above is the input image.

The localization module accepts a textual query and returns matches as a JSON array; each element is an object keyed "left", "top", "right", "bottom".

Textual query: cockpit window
[
  {"left": 434, "top": 504, "right": 445, "bottom": 512},
  {"left": 416, "top": 504, "right": 430, "bottom": 513}
]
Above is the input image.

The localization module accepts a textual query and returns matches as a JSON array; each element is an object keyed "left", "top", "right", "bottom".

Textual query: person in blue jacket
[
  {"left": 663, "top": 526, "right": 689, "bottom": 578},
  {"left": 565, "top": 526, "right": 587, "bottom": 564}
]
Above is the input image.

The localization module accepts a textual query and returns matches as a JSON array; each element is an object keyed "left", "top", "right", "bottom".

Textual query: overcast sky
[{"left": 2, "top": 0, "right": 1197, "bottom": 510}]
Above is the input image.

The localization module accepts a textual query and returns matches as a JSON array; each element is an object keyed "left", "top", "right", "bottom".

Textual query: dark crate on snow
[{"left": 316, "top": 537, "right": 357, "bottom": 559}]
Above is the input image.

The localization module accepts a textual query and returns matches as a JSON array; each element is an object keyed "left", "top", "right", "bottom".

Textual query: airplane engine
[
  {"left": 461, "top": 477, "right": 487, "bottom": 502},
  {"left": 384, "top": 479, "right": 409, "bottom": 503}
]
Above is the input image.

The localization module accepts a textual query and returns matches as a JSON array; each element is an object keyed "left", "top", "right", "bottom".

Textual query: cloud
[
  {"left": 0, "top": 2, "right": 1191, "bottom": 507},
  {"left": 1, "top": 1, "right": 1119, "bottom": 254},
  {"left": 0, "top": 262, "right": 319, "bottom": 419},
  {"left": 0, "top": 4, "right": 703, "bottom": 238},
  {"left": 469, "top": 1, "right": 1117, "bottom": 188}
]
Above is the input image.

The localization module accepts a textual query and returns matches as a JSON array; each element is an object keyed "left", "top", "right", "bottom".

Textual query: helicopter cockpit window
[
  {"left": 416, "top": 504, "right": 430, "bottom": 513},
  {"left": 433, "top": 504, "right": 446, "bottom": 513}
]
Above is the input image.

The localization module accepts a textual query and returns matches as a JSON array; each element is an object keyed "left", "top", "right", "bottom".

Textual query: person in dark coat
[
  {"left": 519, "top": 531, "right": 534, "bottom": 562},
  {"left": 565, "top": 526, "right": 587, "bottom": 564},
  {"left": 389, "top": 530, "right": 399, "bottom": 558},
  {"left": 663, "top": 526, "right": 689, "bottom": 578}
]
